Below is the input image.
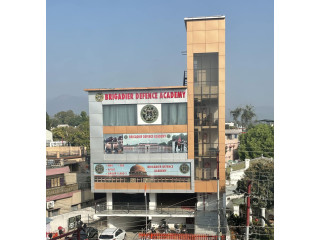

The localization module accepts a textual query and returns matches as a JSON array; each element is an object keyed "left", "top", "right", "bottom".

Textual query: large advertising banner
[
  {"left": 104, "top": 133, "right": 187, "bottom": 154},
  {"left": 94, "top": 163, "right": 191, "bottom": 178}
]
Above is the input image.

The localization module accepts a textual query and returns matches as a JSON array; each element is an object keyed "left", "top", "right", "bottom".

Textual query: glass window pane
[
  {"left": 161, "top": 103, "right": 187, "bottom": 125},
  {"left": 103, "top": 105, "right": 137, "bottom": 126}
]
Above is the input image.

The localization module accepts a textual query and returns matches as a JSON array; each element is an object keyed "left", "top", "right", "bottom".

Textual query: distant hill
[
  {"left": 254, "top": 105, "right": 274, "bottom": 121},
  {"left": 46, "top": 95, "right": 88, "bottom": 116}
]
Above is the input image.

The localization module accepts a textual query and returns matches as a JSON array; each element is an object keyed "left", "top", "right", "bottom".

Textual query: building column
[
  {"left": 149, "top": 193, "right": 157, "bottom": 210},
  {"left": 106, "top": 193, "right": 113, "bottom": 210}
]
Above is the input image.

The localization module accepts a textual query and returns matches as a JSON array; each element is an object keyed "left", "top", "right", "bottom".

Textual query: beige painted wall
[
  {"left": 64, "top": 173, "right": 77, "bottom": 185},
  {"left": 46, "top": 191, "right": 82, "bottom": 217}
]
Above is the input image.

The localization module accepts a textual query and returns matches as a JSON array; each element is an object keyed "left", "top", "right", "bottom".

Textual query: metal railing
[
  {"left": 183, "top": 71, "right": 187, "bottom": 86},
  {"left": 78, "top": 182, "right": 91, "bottom": 190},
  {"left": 46, "top": 159, "right": 63, "bottom": 168},
  {"left": 46, "top": 157, "right": 86, "bottom": 168},
  {"left": 95, "top": 203, "right": 196, "bottom": 215}
]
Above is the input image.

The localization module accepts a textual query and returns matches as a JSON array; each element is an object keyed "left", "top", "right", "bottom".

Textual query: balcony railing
[
  {"left": 78, "top": 182, "right": 91, "bottom": 190},
  {"left": 46, "top": 183, "right": 78, "bottom": 197},
  {"left": 46, "top": 157, "right": 85, "bottom": 168},
  {"left": 95, "top": 202, "right": 196, "bottom": 216}
]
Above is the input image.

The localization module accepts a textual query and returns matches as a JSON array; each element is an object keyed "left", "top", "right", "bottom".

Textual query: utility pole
[
  {"left": 245, "top": 180, "right": 252, "bottom": 240},
  {"left": 216, "top": 150, "right": 220, "bottom": 240}
]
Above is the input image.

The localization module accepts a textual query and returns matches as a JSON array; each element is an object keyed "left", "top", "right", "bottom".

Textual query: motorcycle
[
  {"left": 158, "top": 219, "right": 170, "bottom": 233},
  {"left": 181, "top": 224, "right": 187, "bottom": 234},
  {"left": 173, "top": 224, "right": 187, "bottom": 234},
  {"left": 150, "top": 227, "right": 157, "bottom": 233},
  {"left": 174, "top": 224, "right": 181, "bottom": 234}
]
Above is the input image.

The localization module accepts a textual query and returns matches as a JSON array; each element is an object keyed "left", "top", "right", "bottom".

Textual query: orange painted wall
[
  {"left": 103, "top": 125, "right": 188, "bottom": 134},
  {"left": 94, "top": 182, "right": 191, "bottom": 190}
]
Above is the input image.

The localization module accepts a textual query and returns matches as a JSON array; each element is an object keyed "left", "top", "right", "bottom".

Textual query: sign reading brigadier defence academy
[
  {"left": 98, "top": 88, "right": 187, "bottom": 105},
  {"left": 104, "top": 90, "right": 186, "bottom": 101}
]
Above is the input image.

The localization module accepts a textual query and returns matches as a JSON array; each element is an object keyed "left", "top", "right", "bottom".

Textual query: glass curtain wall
[{"left": 193, "top": 53, "right": 219, "bottom": 180}]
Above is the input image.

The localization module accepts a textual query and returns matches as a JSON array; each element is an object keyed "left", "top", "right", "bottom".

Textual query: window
[
  {"left": 51, "top": 177, "right": 60, "bottom": 188},
  {"left": 48, "top": 209, "right": 60, "bottom": 217},
  {"left": 47, "top": 175, "right": 64, "bottom": 188},
  {"left": 71, "top": 204, "right": 78, "bottom": 211},
  {"left": 115, "top": 230, "right": 122, "bottom": 237},
  {"left": 103, "top": 104, "right": 137, "bottom": 126},
  {"left": 234, "top": 134, "right": 238, "bottom": 139},
  {"left": 103, "top": 103, "right": 187, "bottom": 126},
  {"left": 161, "top": 103, "right": 187, "bottom": 125}
]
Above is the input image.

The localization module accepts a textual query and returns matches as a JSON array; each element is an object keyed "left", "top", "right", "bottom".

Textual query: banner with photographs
[{"left": 103, "top": 133, "right": 187, "bottom": 154}]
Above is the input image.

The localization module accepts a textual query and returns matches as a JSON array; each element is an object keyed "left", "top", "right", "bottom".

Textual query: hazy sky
[{"left": 47, "top": 0, "right": 274, "bottom": 118}]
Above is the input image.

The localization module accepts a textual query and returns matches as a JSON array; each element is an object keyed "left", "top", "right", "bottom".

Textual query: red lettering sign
[{"left": 104, "top": 91, "right": 186, "bottom": 101}]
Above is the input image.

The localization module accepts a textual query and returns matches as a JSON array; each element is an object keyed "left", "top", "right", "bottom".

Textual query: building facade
[
  {"left": 225, "top": 129, "right": 242, "bottom": 163},
  {"left": 46, "top": 146, "right": 94, "bottom": 232},
  {"left": 85, "top": 16, "right": 226, "bottom": 234}
]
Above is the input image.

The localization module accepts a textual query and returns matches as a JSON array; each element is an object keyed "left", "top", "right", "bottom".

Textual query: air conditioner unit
[{"left": 47, "top": 201, "right": 54, "bottom": 209}]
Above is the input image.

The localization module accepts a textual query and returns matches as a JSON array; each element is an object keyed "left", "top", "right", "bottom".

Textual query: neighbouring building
[
  {"left": 85, "top": 16, "right": 226, "bottom": 235},
  {"left": 46, "top": 129, "right": 53, "bottom": 147},
  {"left": 46, "top": 146, "right": 94, "bottom": 231},
  {"left": 225, "top": 129, "right": 242, "bottom": 163},
  {"left": 225, "top": 122, "right": 235, "bottom": 128}
]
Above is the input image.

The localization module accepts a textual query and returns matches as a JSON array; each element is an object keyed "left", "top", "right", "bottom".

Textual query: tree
[
  {"left": 50, "top": 110, "right": 89, "bottom": 127},
  {"left": 236, "top": 159, "right": 274, "bottom": 209},
  {"left": 68, "top": 119, "right": 90, "bottom": 151},
  {"left": 52, "top": 127, "right": 68, "bottom": 141},
  {"left": 80, "top": 111, "right": 89, "bottom": 122},
  {"left": 241, "top": 105, "right": 256, "bottom": 128},
  {"left": 52, "top": 118, "right": 90, "bottom": 151},
  {"left": 46, "top": 112, "right": 51, "bottom": 130},
  {"left": 238, "top": 124, "right": 274, "bottom": 160},
  {"left": 230, "top": 105, "right": 257, "bottom": 128},
  {"left": 230, "top": 107, "right": 242, "bottom": 127}
]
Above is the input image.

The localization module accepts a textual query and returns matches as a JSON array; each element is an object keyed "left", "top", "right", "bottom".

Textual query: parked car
[
  {"left": 65, "top": 230, "right": 89, "bottom": 240},
  {"left": 86, "top": 227, "right": 99, "bottom": 239},
  {"left": 99, "top": 228, "right": 126, "bottom": 240}
]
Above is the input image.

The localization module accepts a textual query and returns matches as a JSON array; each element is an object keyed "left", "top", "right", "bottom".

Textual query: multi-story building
[
  {"left": 225, "top": 129, "right": 242, "bottom": 163},
  {"left": 46, "top": 146, "right": 94, "bottom": 230},
  {"left": 85, "top": 16, "right": 226, "bottom": 234}
]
